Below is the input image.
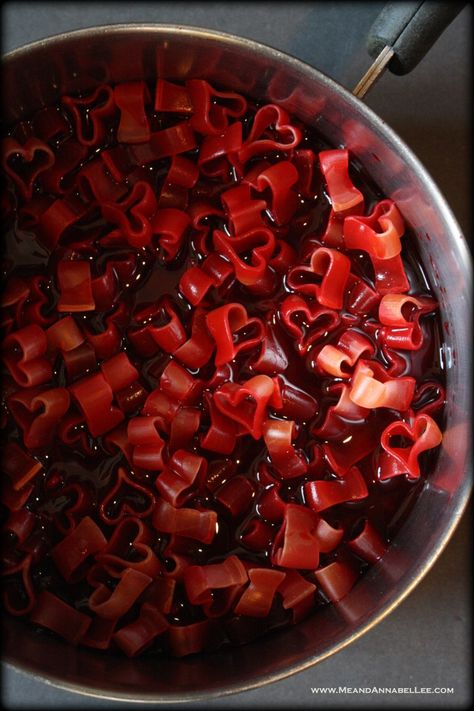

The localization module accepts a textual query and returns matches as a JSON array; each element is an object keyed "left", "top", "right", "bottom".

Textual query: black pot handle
[
  {"left": 367, "top": 1, "right": 466, "bottom": 75},
  {"left": 354, "top": 1, "right": 466, "bottom": 98}
]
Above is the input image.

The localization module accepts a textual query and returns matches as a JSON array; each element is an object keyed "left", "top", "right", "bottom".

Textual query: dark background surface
[{"left": 1, "top": 2, "right": 472, "bottom": 709}]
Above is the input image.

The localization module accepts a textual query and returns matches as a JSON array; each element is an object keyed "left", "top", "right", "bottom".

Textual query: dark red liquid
[{"left": 1, "top": 90, "right": 446, "bottom": 654}]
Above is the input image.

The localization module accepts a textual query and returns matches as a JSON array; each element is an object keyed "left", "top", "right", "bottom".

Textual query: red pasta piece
[
  {"left": 128, "top": 416, "right": 166, "bottom": 470},
  {"left": 2, "top": 136, "right": 55, "bottom": 200},
  {"left": 349, "top": 359, "right": 416, "bottom": 410},
  {"left": 114, "top": 81, "right": 151, "bottom": 144},
  {"left": 51, "top": 516, "right": 107, "bottom": 581},
  {"left": 41, "top": 138, "right": 88, "bottom": 194},
  {"left": 62, "top": 341, "right": 97, "bottom": 380},
  {"left": 2, "top": 441, "right": 42, "bottom": 492},
  {"left": 304, "top": 466, "right": 368, "bottom": 512},
  {"left": 178, "top": 265, "right": 215, "bottom": 306},
  {"left": 346, "top": 272, "right": 381, "bottom": 315},
  {"left": 372, "top": 254, "right": 410, "bottom": 294},
  {"left": 160, "top": 360, "right": 203, "bottom": 404},
  {"left": 62, "top": 84, "right": 116, "bottom": 147},
  {"left": 313, "top": 382, "right": 369, "bottom": 439},
  {"left": 2, "top": 554, "right": 36, "bottom": 616},
  {"left": 2, "top": 324, "right": 52, "bottom": 387},
  {"left": 81, "top": 618, "right": 117, "bottom": 650},
  {"left": 378, "top": 293, "right": 437, "bottom": 350},
  {"left": 251, "top": 319, "right": 289, "bottom": 375},
  {"left": 183, "top": 555, "right": 248, "bottom": 606},
  {"left": 30, "top": 590, "right": 91, "bottom": 644},
  {"left": 343, "top": 199, "right": 404, "bottom": 259},
  {"left": 155, "top": 449, "right": 207, "bottom": 507},
  {"left": 101, "top": 352, "right": 138, "bottom": 392},
  {"left": 348, "top": 519, "right": 387, "bottom": 563},
  {"left": 46, "top": 316, "right": 84, "bottom": 353},
  {"left": 279, "top": 293, "right": 340, "bottom": 355},
  {"left": 167, "top": 155, "right": 200, "bottom": 188},
  {"left": 240, "top": 518, "right": 275, "bottom": 552},
  {"left": 187, "top": 79, "right": 247, "bottom": 135},
  {"left": 96, "top": 517, "right": 162, "bottom": 578},
  {"left": 238, "top": 104, "right": 302, "bottom": 163},
  {"left": 152, "top": 208, "right": 191, "bottom": 260},
  {"left": 140, "top": 577, "right": 176, "bottom": 614},
  {"left": 113, "top": 603, "right": 168, "bottom": 657},
  {"left": 8, "top": 386, "right": 70, "bottom": 449},
  {"left": 206, "top": 303, "right": 264, "bottom": 366},
  {"left": 152, "top": 498, "right": 217, "bottom": 544},
  {"left": 69, "top": 371, "right": 123, "bottom": 437},
  {"left": 131, "top": 123, "right": 196, "bottom": 162},
  {"left": 36, "top": 195, "right": 90, "bottom": 250},
  {"left": 56, "top": 260, "right": 95, "bottom": 313},
  {"left": 32, "top": 105, "right": 70, "bottom": 143},
  {"left": 169, "top": 406, "right": 201, "bottom": 453},
  {"left": 154, "top": 79, "right": 193, "bottom": 113},
  {"left": 263, "top": 419, "right": 307, "bottom": 478},
  {"left": 255, "top": 161, "right": 299, "bottom": 225},
  {"left": 88, "top": 568, "right": 152, "bottom": 620},
  {"left": 316, "top": 329, "right": 375, "bottom": 378},
  {"left": 319, "top": 149, "right": 364, "bottom": 213},
  {"left": 234, "top": 568, "right": 286, "bottom": 617},
  {"left": 78, "top": 160, "right": 126, "bottom": 207},
  {"left": 200, "top": 391, "right": 239, "bottom": 455},
  {"left": 214, "top": 476, "right": 255, "bottom": 518},
  {"left": 220, "top": 183, "right": 266, "bottom": 234},
  {"left": 272, "top": 378, "right": 318, "bottom": 422},
  {"left": 315, "top": 518, "right": 344, "bottom": 553},
  {"left": 293, "top": 148, "right": 317, "bottom": 198},
  {"left": 172, "top": 308, "right": 215, "bottom": 368},
  {"left": 272, "top": 504, "right": 320, "bottom": 569},
  {"left": 214, "top": 374, "right": 276, "bottom": 439},
  {"left": 51, "top": 482, "right": 94, "bottom": 536},
  {"left": 101, "top": 181, "right": 157, "bottom": 248},
  {"left": 3, "top": 509, "right": 37, "bottom": 546},
  {"left": 379, "top": 413, "right": 442, "bottom": 480},
  {"left": 287, "top": 246, "right": 351, "bottom": 309},
  {"left": 213, "top": 228, "right": 275, "bottom": 287},
  {"left": 314, "top": 560, "right": 359, "bottom": 602},
  {"left": 99, "top": 467, "right": 155, "bottom": 525},
  {"left": 278, "top": 570, "right": 317, "bottom": 623},
  {"left": 199, "top": 121, "right": 242, "bottom": 177},
  {"left": 167, "top": 619, "right": 220, "bottom": 657}
]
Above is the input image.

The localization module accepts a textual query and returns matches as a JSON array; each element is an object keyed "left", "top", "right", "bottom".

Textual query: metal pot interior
[{"left": 1, "top": 25, "right": 471, "bottom": 702}]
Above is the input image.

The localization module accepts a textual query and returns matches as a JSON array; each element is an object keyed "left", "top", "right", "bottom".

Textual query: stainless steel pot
[{"left": 1, "top": 24, "right": 472, "bottom": 703}]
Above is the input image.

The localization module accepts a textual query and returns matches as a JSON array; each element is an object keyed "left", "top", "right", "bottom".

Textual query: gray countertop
[{"left": 1, "top": 2, "right": 472, "bottom": 709}]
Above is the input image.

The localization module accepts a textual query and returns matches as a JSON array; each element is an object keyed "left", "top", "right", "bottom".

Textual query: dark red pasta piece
[
  {"left": 155, "top": 450, "right": 207, "bottom": 507},
  {"left": 62, "top": 84, "right": 116, "bottom": 148},
  {"left": 114, "top": 81, "right": 151, "bottom": 144},
  {"left": 51, "top": 516, "right": 107, "bottom": 581},
  {"left": 272, "top": 504, "right": 320, "bottom": 569},
  {"left": 234, "top": 568, "right": 286, "bottom": 617},
  {"left": 152, "top": 499, "right": 217, "bottom": 544},
  {"left": 56, "top": 260, "right": 95, "bottom": 313},
  {"left": 2, "top": 324, "right": 52, "bottom": 388},
  {"left": 30, "top": 590, "right": 91, "bottom": 644},
  {"left": 88, "top": 568, "right": 152, "bottom": 620},
  {"left": 304, "top": 466, "right": 368, "bottom": 512},
  {"left": 2, "top": 136, "right": 55, "bottom": 200},
  {"left": 96, "top": 517, "right": 162, "bottom": 578},
  {"left": 99, "top": 466, "right": 156, "bottom": 524},
  {"left": 113, "top": 603, "right": 168, "bottom": 657},
  {"left": 8, "top": 386, "right": 70, "bottom": 449}
]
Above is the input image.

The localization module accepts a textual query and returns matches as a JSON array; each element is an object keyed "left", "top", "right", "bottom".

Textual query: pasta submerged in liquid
[{"left": 1, "top": 78, "right": 444, "bottom": 657}]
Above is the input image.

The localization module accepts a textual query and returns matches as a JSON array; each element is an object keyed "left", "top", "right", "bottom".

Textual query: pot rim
[{"left": 2, "top": 22, "right": 472, "bottom": 704}]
